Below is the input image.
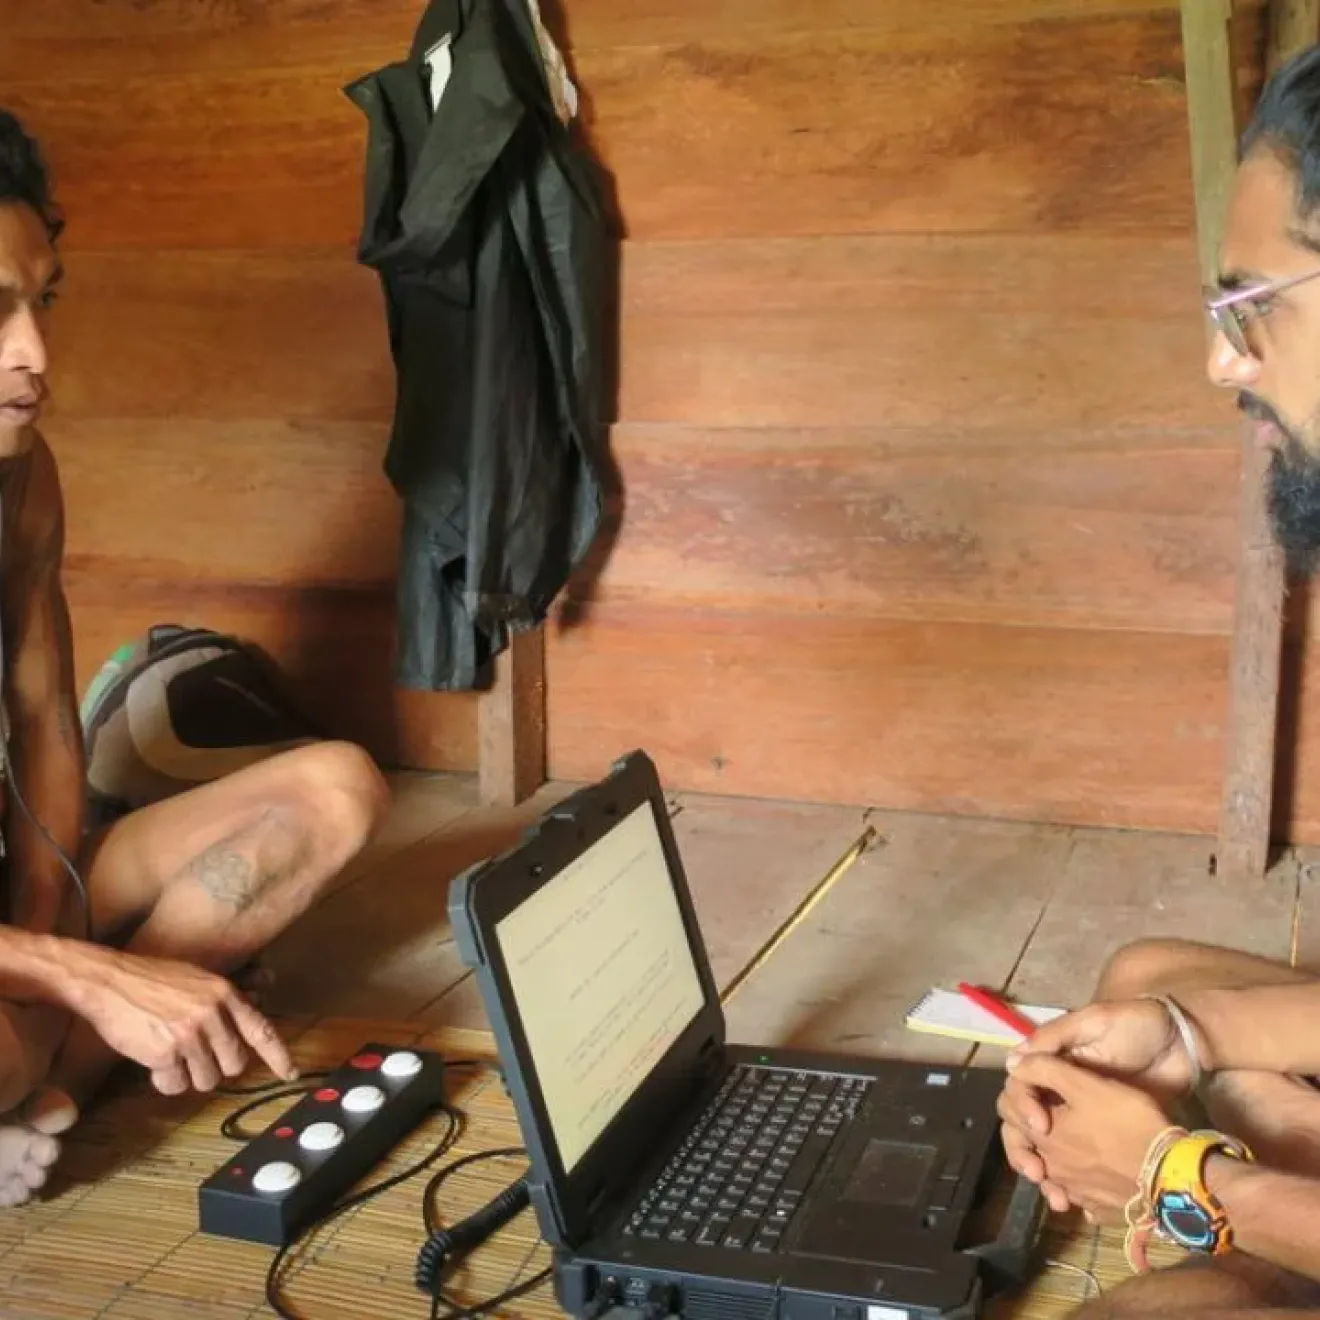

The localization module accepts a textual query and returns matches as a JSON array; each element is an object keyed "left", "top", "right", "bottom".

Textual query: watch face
[{"left": 1156, "top": 1191, "right": 1216, "bottom": 1251}]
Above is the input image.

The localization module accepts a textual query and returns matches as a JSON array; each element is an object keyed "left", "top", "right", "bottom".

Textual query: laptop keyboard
[{"left": 621, "top": 1064, "right": 871, "bottom": 1254}]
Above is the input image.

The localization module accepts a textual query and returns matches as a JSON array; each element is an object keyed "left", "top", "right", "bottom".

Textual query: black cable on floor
[
  {"left": 416, "top": 1146, "right": 555, "bottom": 1320},
  {"left": 263, "top": 1104, "right": 466, "bottom": 1320},
  {"left": 219, "top": 1082, "right": 326, "bottom": 1140},
  {"left": 219, "top": 1072, "right": 328, "bottom": 1100},
  {"left": 428, "top": 1263, "right": 554, "bottom": 1320},
  {"left": 213, "top": 1068, "right": 552, "bottom": 1318}
]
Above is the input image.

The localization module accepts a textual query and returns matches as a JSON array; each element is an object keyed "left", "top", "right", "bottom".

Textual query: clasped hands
[{"left": 996, "top": 998, "right": 1199, "bottom": 1222}]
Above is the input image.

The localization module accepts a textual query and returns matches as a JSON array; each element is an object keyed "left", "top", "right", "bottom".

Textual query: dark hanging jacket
[{"left": 344, "top": 0, "right": 611, "bottom": 691}]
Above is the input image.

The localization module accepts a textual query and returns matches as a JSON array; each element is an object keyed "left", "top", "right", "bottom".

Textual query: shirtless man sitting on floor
[
  {"left": 0, "top": 110, "right": 389, "bottom": 1206},
  {"left": 996, "top": 46, "right": 1320, "bottom": 1316}
]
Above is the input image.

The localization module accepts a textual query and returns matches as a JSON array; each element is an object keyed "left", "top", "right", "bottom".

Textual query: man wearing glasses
[{"left": 998, "top": 47, "right": 1320, "bottom": 1318}]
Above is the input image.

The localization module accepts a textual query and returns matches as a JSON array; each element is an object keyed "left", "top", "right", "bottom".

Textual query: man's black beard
[{"left": 1241, "top": 393, "right": 1320, "bottom": 577}]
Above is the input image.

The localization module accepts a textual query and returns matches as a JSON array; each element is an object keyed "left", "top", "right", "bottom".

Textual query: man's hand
[
  {"left": 1010, "top": 999, "right": 1194, "bottom": 1104},
  {"left": 65, "top": 944, "right": 298, "bottom": 1095},
  {"left": 998, "top": 1054, "right": 1170, "bottom": 1221},
  {"left": 998, "top": 1071, "right": 1071, "bottom": 1212}
]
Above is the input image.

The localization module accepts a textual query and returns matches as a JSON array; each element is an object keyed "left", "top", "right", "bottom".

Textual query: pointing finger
[{"left": 227, "top": 995, "right": 297, "bottom": 1081}]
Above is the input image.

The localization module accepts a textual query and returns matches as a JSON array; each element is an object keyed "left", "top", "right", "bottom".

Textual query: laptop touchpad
[
  {"left": 791, "top": 1138, "right": 944, "bottom": 1264},
  {"left": 842, "top": 1139, "right": 936, "bottom": 1206}
]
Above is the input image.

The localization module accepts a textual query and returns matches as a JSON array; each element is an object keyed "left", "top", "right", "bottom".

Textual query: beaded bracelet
[{"left": 1123, "top": 1124, "right": 1188, "bottom": 1273}]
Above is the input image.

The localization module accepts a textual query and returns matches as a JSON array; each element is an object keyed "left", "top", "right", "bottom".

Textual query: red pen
[{"left": 957, "top": 982, "right": 1038, "bottom": 1040}]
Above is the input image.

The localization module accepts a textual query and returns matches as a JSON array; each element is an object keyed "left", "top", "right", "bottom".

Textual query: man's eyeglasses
[{"left": 1204, "top": 265, "right": 1320, "bottom": 357}]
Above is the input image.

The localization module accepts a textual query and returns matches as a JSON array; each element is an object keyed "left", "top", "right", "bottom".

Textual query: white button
[
  {"left": 298, "top": 1122, "right": 345, "bottom": 1152},
  {"left": 252, "top": 1161, "right": 301, "bottom": 1194},
  {"left": 342, "top": 1085, "right": 386, "bottom": 1114},
  {"left": 381, "top": 1050, "right": 422, "bottom": 1079}
]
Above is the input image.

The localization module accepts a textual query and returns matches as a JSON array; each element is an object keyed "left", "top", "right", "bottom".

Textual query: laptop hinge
[{"left": 688, "top": 1038, "right": 722, "bottom": 1097}]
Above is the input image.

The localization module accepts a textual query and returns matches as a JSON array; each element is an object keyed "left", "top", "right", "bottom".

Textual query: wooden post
[
  {"left": 1182, "top": 2, "right": 1238, "bottom": 287},
  {"left": 478, "top": 625, "right": 547, "bottom": 806},
  {"left": 1217, "top": 438, "right": 1287, "bottom": 881},
  {"left": 1189, "top": 0, "right": 1317, "bottom": 880}
]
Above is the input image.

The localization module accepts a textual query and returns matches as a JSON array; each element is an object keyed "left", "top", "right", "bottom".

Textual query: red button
[
  {"left": 350, "top": 1053, "right": 384, "bottom": 1070},
  {"left": 275, "top": 1126, "right": 295, "bottom": 1139},
  {"left": 314, "top": 1087, "right": 340, "bottom": 1103},
  {"left": 232, "top": 1167, "right": 244, "bottom": 1177}
]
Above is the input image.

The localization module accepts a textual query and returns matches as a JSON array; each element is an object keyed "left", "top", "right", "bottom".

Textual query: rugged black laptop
[{"left": 449, "top": 750, "right": 1044, "bottom": 1320}]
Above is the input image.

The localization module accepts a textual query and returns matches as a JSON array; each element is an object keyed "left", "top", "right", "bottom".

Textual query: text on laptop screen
[{"left": 493, "top": 801, "right": 706, "bottom": 1173}]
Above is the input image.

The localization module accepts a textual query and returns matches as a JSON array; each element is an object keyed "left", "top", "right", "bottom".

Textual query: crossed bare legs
[
  {"left": 0, "top": 740, "right": 388, "bottom": 1207},
  {"left": 1070, "top": 938, "right": 1320, "bottom": 1319}
]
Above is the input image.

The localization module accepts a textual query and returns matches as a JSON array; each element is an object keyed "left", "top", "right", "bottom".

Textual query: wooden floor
[
  {"left": 263, "top": 771, "right": 1313, "bottom": 1058},
  {"left": 11, "top": 773, "right": 1310, "bottom": 1320}
]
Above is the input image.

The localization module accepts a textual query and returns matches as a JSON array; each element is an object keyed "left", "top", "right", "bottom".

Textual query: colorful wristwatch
[{"left": 1150, "top": 1130, "right": 1253, "bottom": 1256}]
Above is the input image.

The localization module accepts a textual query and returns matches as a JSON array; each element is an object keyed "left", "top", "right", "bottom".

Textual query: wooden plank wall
[
  {"left": 14, "top": 0, "right": 1320, "bottom": 842},
  {"left": 550, "top": 0, "right": 1286, "bottom": 838},
  {"left": 0, "top": 0, "right": 479, "bottom": 768}
]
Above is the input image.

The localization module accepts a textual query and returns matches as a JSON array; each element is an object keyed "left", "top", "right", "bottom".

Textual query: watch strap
[{"left": 1150, "top": 1129, "right": 1252, "bottom": 1256}]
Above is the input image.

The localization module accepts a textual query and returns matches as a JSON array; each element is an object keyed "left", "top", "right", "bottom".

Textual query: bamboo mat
[{"left": 0, "top": 1017, "right": 1179, "bottom": 1320}]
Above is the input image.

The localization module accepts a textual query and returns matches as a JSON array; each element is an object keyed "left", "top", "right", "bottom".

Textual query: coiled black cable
[
  {"left": 214, "top": 1063, "right": 553, "bottom": 1319},
  {"left": 263, "top": 1105, "right": 465, "bottom": 1320},
  {"left": 415, "top": 1153, "right": 531, "bottom": 1295}
]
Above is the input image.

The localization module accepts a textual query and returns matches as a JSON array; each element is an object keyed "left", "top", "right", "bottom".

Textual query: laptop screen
[{"left": 493, "top": 799, "right": 706, "bottom": 1173}]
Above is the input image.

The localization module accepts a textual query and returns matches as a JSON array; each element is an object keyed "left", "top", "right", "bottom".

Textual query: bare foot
[{"left": 0, "top": 1085, "right": 78, "bottom": 1207}]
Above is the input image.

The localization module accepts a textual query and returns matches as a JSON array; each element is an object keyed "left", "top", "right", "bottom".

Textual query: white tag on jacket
[{"left": 424, "top": 35, "right": 453, "bottom": 112}]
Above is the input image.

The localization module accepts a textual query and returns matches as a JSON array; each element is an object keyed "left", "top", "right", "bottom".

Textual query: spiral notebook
[{"left": 904, "top": 986, "right": 1067, "bottom": 1046}]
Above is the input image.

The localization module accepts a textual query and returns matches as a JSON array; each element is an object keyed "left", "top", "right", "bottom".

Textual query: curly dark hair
[{"left": 0, "top": 109, "right": 63, "bottom": 242}]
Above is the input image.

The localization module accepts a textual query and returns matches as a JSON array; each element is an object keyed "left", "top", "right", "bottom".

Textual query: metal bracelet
[{"left": 1145, "top": 993, "right": 1206, "bottom": 1092}]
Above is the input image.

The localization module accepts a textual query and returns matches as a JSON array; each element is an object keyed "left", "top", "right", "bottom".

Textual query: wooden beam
[
  {"left": 1182, "top": 1, "right": 1238, "bottom": 286},
  {"left": 1185, "top": 0, "right": 1280, "bottom": 882},
  {"left": 1191, "top": 0, "right": 1316, "bottom": 880},
  {"left": 478, "top": 625, "right": 547, "bottom": 806},
  {"left": 1216, "top": 441, "right": 1286, "bottom": 882}
]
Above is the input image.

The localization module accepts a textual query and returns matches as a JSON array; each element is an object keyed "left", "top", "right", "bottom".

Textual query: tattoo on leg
[
  {"left": 177, "top": 811, "right": 309, "bottom": 918},
  {"left": 184, "top": 847, "right": 262, "bottom": 914}
]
